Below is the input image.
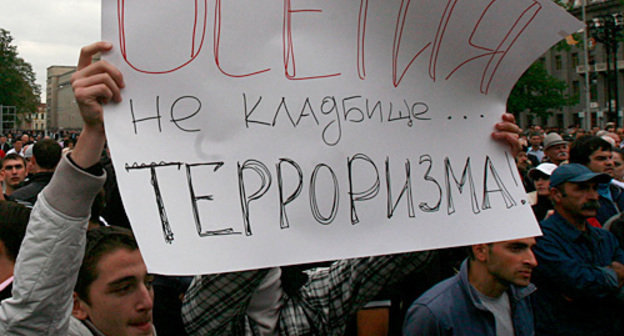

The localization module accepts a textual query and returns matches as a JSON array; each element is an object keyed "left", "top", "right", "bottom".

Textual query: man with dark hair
[
  {"left": 0, "top": 201, "right": 30, "bottom": 301},
  {"left": 569, "top": 135, "right": 624, "bottom": 224},
  {"left": 70, "top": 226, "right": 155, "bottom": 335},
  {"left": 9, "top": 139, "right": 62, "bottom": 206},
  {"left": 5, "top": 140, "right": 23, "bottom": 157},
  {"left": 569, "top": 135, "right": 614, "bottom": 170},
  {"left": 402, "top": 238, "right": 537, "bottom": 336},
  {"left": 532, "top": 163, "right": 624, "bottom": 335},
  {"left": 1, "top": 154, "right": 27, "bottom": 198},
  {"left": 31, "top": 138, "right": 62, "bottom": 170},
  {"left": 0, "top": 41, "right": 144, "bottom": 335},
  {"left": 612, "top": 148, "right": 624, "bottom": 188},
  {"left": 526, "top": 133, "right": 544, "bottom": 165}
]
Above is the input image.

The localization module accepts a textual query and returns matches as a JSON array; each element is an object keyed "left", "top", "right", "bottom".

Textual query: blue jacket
[
  {"left": 402, "top": 259, "right": 536, "bottom": 336},
  {"left": 596, "top": 183, "right": 624, "bottom": 225},
  {"left": 532, "top": 212, "right": 624, "bottom": 336}
]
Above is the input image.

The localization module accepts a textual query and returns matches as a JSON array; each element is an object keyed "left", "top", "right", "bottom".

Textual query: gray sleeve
[
  {"left": 0, "top": 154, "right": 106, "bottom": 335},
  {"left": 402, "top": 304, "right": 444, "bottom": 336}
]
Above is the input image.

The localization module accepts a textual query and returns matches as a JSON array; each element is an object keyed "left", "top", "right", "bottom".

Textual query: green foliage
[
  {"left": 0, "top": 28, "right": 41, "bottom": 117},
  {"left": 507, "top": 61, "right": 579, "bottom": 121}
]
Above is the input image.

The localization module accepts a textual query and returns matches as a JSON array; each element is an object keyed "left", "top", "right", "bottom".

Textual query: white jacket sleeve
[{"left": 0, "top": 154, "right": 106, "bottom": 335}]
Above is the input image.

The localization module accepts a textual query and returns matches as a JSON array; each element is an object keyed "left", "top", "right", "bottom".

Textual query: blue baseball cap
[{"left": 549, "top": 163, "right": 611, "bottom": 188}]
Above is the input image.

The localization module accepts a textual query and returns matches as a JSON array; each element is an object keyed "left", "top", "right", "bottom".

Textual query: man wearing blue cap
[{"left": 532, "top": 163, "right": 624, "bottom": 336}]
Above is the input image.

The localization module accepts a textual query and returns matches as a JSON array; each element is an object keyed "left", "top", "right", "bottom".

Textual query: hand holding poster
[{"left": 101, "top": 0, "right": 582, "bottom": 274}]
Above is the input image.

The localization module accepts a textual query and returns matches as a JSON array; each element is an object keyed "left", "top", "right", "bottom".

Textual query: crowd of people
[{"left": 0, "top": 41, "right": 623, "bottom": 336}]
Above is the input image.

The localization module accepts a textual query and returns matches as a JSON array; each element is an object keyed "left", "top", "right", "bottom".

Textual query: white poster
[{"left": 101, "top": 0, "right": 582, "bottom": 274}]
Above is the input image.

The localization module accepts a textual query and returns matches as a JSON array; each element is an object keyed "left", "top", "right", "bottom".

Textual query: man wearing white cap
[{"left": 527, "top": 163, "right": 557, "bottom": 221}]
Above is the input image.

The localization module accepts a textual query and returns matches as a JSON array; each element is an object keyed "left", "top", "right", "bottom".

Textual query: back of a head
[
  {"left": 33, "top": 139, "right": 62, "bottom": 170},
  {"left": 569, "top": 135, "right": 612, "bottom": 165},
  {"left": 0, "top": 201, "right": 31, "bottom": 262},
  {"left": 75, "top": 226, "right": 138, "bottom": 303}
]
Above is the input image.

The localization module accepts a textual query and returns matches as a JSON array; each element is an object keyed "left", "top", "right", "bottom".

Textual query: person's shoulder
[
  {"left": 411, "top": 274, "right": 461, "bottom": 308},
  {"left": 535, "top": 215, "right": 566, "bottom": 243},
  {"left": 10, "top": 183, "right": 37, "bottom": 197},
  {"left": 403, "top": 275, "right": 461, "bottom": 334},
  {"left": 68, "top": 316, "right": 94, "bottom": 336},
  {"left": 538, "top": 214, "right": 558, "bottom": 231},
  {"left": 610, "top": 183, "right": 624, "bottom": 201},
  {"left": 589, "top": 224, "right": 619, "bottom": 241}
]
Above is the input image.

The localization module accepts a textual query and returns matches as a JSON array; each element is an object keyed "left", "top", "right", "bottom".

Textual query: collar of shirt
[
  {"left": 598, "top": 183, "right": 613, "bottom": 202},
  {"left": 0, "top": 276, "right": 13, "bottom": 292},
  {"left": 459, "top": 259, "right": 536, "bottom": 311},
  {"left": 548, "top": 212, "right": 602, "bottom": 243}
]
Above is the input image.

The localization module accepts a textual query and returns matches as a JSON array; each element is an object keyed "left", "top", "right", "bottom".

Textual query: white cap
[{"left": 528, "top": 163, "right": 557, "bottom": 180}]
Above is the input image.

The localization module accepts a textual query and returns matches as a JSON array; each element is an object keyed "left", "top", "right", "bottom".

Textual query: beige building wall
[{"left": 46, "top": 66, "right": 80, "bottom": 130}]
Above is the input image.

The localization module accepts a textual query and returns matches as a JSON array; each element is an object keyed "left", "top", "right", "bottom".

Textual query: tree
[
  {"left": 0, "top": 28, "right": 41, "bottom": 119},
  {"left": 507, "top": 60, "right": 578, "bottom": 124}
]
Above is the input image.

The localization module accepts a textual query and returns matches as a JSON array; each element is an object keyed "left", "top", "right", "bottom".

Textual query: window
[
  {"left": 590, "top": 81, "right": 598, "bottom": 100},
  {"left": 555, "top": 55, "right": 563, "bottom": 70},
  {"left": 572, "top": 80, "right": 580, "bottom": 97},
  {"left": 556, "top": 114, "right": 564, "bottom": 129},
  {"left": 571, "top": 53, "right": 579, "bottom": 68}
]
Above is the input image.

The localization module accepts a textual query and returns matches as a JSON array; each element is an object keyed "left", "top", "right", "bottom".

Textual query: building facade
[
  {"left": 532, "top": 0, "right": 623, "bottom": 129},
  {"left": 46, "top": 65, "right": 80, "bottom": 131},
  {"left": 19, "top": 103, "right": 47, "bottom": 131}
]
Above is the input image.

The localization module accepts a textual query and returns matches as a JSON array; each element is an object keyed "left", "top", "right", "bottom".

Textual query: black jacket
[{"left": 8, "top": 172, "right": 54, "bottom": 207}]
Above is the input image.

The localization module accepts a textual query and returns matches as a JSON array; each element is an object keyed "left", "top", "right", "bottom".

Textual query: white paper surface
[{"left": 101, "top": 0, "right": 582, "bottom": 275}]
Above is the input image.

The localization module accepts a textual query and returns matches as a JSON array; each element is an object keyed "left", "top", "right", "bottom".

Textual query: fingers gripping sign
[
  {"left": 71, "top": 41, "right": 125, "bottom": 169},
  {"left": 71, "top": 42, "right": 125, "bottom": 132},
  {"left": 492, "top": 113, "right": 522, "bottom": 157}
]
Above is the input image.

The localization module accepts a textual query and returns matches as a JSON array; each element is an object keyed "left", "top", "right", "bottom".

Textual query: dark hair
[
  {"left": 569, "top": 135, "right": 612, "bottom": 165},
  {"left": 0, "top": 201, "right": 30, "bottom": 262},
  {"left": 466, "top": 243, "right": 493, "bottom": 260},
  {"left": 75, "top": 226, "right": 138, "bottom": 303},
  {"left": 33, "top": 139, "right": 62, "bottom": 169},
  {"left": 1, "top": 153, "right": 26, "bottom": 168}
]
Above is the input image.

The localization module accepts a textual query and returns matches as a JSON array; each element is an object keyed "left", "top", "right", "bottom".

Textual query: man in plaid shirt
[
  {"left": 182, "top": 252, "right": 432, "bottom": 335},
  {"left": 181, "top": 114, "right": 522, "bottom": 336}
]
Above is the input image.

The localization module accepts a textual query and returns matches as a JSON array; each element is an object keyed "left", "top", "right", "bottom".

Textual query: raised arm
[
  {"left": 70, "top": 41, "right": 124, "bottom": 169},
  {"left": 0, "top": 42, "right": 120, "bottom": 335}
]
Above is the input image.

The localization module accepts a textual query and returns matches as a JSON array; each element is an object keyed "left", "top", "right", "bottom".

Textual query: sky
[{"left": 0, "top": 0, "right": 100, "bottom": 102}]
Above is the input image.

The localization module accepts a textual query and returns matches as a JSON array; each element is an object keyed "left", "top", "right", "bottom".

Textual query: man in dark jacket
[
  {"left": 402, "top": 238, "right": 537, "bottom": 336},
  {"left": 9, "top": 139, "right": 62, "bottom": 207},
  {"left": 569, "top": 135, "right": 624, "bottom": 225},
  {"left": 532, "top": 163, "right": 624, "bottom": 335}
]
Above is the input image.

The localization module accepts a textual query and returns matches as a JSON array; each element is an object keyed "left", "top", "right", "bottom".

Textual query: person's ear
[
  {"left": 550, "top": 187, "right": 562, "bottom": 203},
  {"left": 472, "top": 244, "right": 488, "bottom": 262},
  {"left": 72, "top": 292, "right": 89, "bottom": 320}
]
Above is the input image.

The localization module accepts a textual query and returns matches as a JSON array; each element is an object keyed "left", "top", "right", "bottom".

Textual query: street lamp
[{"left": 588, "top": 13, "right": 624, "bottom": 127}]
